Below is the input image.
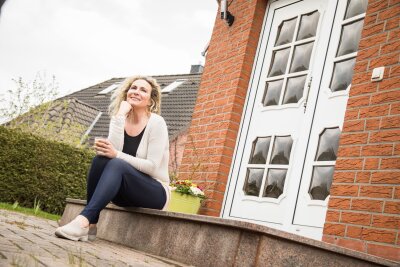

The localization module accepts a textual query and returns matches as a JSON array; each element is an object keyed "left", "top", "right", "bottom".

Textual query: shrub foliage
[{"left": 0, "top": 126, "right": 94, "bottom": 214}]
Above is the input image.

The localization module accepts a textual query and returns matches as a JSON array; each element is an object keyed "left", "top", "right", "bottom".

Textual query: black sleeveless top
[{"left": 122, "top": 127, "right": 146, "bottom": 156}]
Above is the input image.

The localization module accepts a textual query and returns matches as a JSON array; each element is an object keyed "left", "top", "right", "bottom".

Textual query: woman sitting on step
[{"left": 55, "top": 76, "right": 170, "bottom": 241}]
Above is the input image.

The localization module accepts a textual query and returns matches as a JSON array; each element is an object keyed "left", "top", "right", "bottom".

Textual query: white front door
[{"left": 222, "top": 0, "right": 367, "bottom": 239}]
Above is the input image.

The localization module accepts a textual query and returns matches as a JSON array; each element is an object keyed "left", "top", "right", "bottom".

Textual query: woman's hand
[
  {"left": 117, "top": 101, "right": 132, "bottom": 116},
  {"left": 94, "top": 139, "right": 117, "bottom": 158}
]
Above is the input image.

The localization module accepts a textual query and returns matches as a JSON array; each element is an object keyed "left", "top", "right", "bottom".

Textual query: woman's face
[{"left": 126, "top": 79, "right": 152, "bottom": 110}]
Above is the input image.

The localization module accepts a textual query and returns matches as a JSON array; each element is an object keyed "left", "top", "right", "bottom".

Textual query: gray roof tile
[{"left": 62, "top": 73, "right": 201, "bottom": 141}]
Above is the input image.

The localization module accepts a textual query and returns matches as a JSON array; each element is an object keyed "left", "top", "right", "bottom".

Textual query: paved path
[{"left": 0, "top": 209, "right": 187, "bottom": 267}]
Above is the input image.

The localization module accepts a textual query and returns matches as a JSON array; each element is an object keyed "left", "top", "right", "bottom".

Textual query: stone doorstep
[{"left": 61, "top": 198, "right": 397, "bottom": 267}]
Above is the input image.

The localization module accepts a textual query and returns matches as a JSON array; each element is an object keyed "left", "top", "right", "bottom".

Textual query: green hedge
[{"left": 0, "top": 126, "right": 95, "bottom": 214}]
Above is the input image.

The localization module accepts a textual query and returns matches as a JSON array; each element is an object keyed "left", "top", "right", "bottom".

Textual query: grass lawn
[{"left": 0, "top": 202, "right": 61, "bottom": 221}]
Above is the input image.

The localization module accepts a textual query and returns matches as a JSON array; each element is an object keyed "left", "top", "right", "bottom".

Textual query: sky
[{"left": 0, "top": 0, "right": 218, "bottom": 99}]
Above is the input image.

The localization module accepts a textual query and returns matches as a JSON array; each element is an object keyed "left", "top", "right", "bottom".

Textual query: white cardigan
[{"left": 107, "top": 113, "right": 171, "bottom": 210}]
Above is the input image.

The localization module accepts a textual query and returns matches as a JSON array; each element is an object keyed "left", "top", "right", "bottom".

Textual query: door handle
[{"left": 303, "top": 76, "right": 313, "bottom": 113}]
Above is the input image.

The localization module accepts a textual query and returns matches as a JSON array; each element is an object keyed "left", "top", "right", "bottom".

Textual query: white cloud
[{"left": 0, "top": 0, "right": 217, "bottom": 97}]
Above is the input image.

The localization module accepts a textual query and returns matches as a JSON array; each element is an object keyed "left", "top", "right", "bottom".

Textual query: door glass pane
[
  {"left": 290, "top": 42, "right": 314, "bottom": 73},
  {"left": 330, "top": 58, "right": 356, "bottom": 92},
  {"left": 308, "top": 166, "right": 334, "bottom": 200},
  {"left": 315, "top": 127, "right": 341, "bottom": 161},
  {"left": 283, "top": 75, "right": 307, "bottom": 104},
  {"left": 297, "top": 11, "right": 320, "bottom": 41},
  {"left": 263, "top": 79, "right": 283, "bottom": 106},
  {"left": 270, "top": 136, "right": 293, "bottom": 164},
  {"left": 337, "top": 20, "right": 364, "bottom": 56},
  {"left": 345, "top": 0, "right": 368, "bottom": 19},
  {"left": 275, "top": 17, "right": 297, "bottom": 46},
  {"left": 268, "top": 48, "right": 290, "bottom": 77},
  {"left": 263, "top": 169, "right": 287, "bottom": 198},
  {"left": 249, "top": 137, "right": 271, "bottom": 164},
  {"left": 243, "top": 168, "right": 264, "bottom": 196}
]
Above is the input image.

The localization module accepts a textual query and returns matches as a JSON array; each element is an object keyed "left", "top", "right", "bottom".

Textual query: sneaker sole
[{"left": 55, "top": 229, "right": 88, "bottom": 242}]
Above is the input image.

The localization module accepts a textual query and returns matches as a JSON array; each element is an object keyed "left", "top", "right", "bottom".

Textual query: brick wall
[
  {"left": 322, "top": 0, "right": 400, "bottom": 262},
  {"left": 169, "top": 132, "right": 188, "bottom": 177},
  {"left": 178, "top": 0, "right": 267, "bottom": 216}
]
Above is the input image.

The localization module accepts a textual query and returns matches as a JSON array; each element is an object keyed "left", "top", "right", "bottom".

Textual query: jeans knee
[
  {"left": 92, "top": 155, "right": 110, "bottom": 166},
  {"left": 106, "top": 158, "right": 129, "bottom": 169}
]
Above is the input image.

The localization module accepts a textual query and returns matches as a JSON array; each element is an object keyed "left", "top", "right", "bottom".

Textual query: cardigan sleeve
[
  {"left": 116, "top": 117, "right": 169, "bottom": 178},
  {"left": 107, "top": 115, "right": 125, "bottom": 151}
]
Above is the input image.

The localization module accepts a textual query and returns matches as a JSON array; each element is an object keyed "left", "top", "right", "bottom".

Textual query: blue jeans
[{"left": 80, "top": 156, "right": 167, "bottom": 224}]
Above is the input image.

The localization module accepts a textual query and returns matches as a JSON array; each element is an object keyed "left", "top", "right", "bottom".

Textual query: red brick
[
  {"left": 346, "top": 225, "right": 362, "bottom": 238},
  {"left": 385, "top": 17, "right": 400, "bottom": 31},
  {"left": 380, "top": 41, "right": 400, "bottom": 55},
  {"left": 330, "top": 184, "right": 359, "bottom": 197},
  {"left": 356, "top": 171, "right": 371, "bottom": 183},
  {"left": 369, "top": 53, "right": 399, "bottom": 69},
  {"left": 322, "top": 235, "right": 337, "bottom": 244},
  {"left": 380, "top": 116, "right": 400, "bottom": 129},
  {"left": 384, "top": 201, "right": 400, "bottom": 214},
  {"left": 339, "top": 133, "right": 368, "bottom": 145},
  {"left": 351, "top": 199, "right": 384, "bottom": 212},
  {"left": 352, "top": 72, "right": 371, "bottom": 85},
  {"left": 367, "top": 0, "right": 389, "bottom": 13},
  {"left": 391, "top": 103, "right": 400, "bottom": 115},
  {"left": 353, "top": 60, "right": 368, "bottom": 73},
  {"left": 378, "top": 5, "right": 400, "bottom": 21},
  {"left": 328, "top": 197, "right": 351, "bottom": 209},
  {"left": 390, "top": 65, "right": 400, "bottom": 77},
  {"left": 388, "top": 27, "right": 400, "bottom": 41},
  {"left": 372, "top": 214, "right": 400, "bottom": 229},
  {"left": 350, "top": 83, "right": 377, "bottom": 96},
  {"left": 371, "top": 171, "right": 400, "bottom": 184},
  {"left": 357, "top": 46, "right": 380, "bottom": 61},
  {"left": 396, "top": 144, "right": 400, "bottom": 155},
  {"left": 342, "top": 119, "right": 365, "bottom": 132},
  {"left": 348, "top": 227, "right": 396, "bottom": 243},
  {"left": 380, "top": 158, "right": 400, "bottom": 169},
  {"left": 361, "top": 144, "right": 393, "bottom": 156},
  {"left": 323, "top": 223, "right": 345, "bottom": 236},
  {"left": 337, "top": 238, "right": 367, "bottom": 253},
  {"left": 337, "top": 146, "right": 361, "bottom": 157},
  {"left": 364, "top": 158, "right": 380, "bottom": 169},
  {"left": 395, "top": 187, "right": 400, "bottom": 199},
  {"left": 326, "top": 210, "right": 340, "bottom": 222},
  {"left": 336, "top": 159, "right": 364, "bottom": 170},
  {"left": 360, "top": 185, "right": 392, "bottom": 198},
  {"left": 365, "top": 12, "right": 378, "bottom": 25},
  {"left": 370, "top": 130, "right": 400, "bottom": 143},
  {"left": 341, "top": 211, "right": 371, "bottom": 226},
  {"left": 361, "top": 22, "right": 385, "bottom": 38},
  {"left": 344, "top": 109, "right": 359, "bottom": 120},
  {"left": 333, "top": 172, "right": 355, "bottom": 183},
  {"left": 371, "top": 90, "right": 400, "bottom": 105},
  {"left": 359, "top": 104, "right": 390, "bottom": 118},
  {"left": 348, "top": 95, "right": 371, "bottom": 108},
  {"left": 365, "top": 118, "right": 381, "bottom": 130},
  {"left": 379, "top": 77, "right": 400, "bottom": 91},
  {"left": 359, "top": 32, "right": 387, "bottom": 50},
  {"left": 367, "top": 243, "right": 400, "bottom": 262}
]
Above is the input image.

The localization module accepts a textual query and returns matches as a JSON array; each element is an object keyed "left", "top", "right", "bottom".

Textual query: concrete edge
[{"left": 66, "top": 198, "right": 397, "bottom": 266}]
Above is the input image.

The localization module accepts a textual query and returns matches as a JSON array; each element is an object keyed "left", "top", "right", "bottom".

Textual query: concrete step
[{"left": 60, "top": 198, "right": 397, "bottom": 267}]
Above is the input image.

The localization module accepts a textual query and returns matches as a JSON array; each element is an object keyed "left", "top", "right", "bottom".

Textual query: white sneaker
[{"left": 55, "top": 217, "right": 89, "bottom": 241}]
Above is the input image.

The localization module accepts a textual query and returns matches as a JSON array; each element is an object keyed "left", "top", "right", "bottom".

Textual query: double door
[{"left": 222, "top": 0, "right": 367, "bottom": 239}]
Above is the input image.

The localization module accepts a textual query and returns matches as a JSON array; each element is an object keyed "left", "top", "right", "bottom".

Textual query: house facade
[{"left": 178, "top": 0, "right": 399, "bottom": 262}]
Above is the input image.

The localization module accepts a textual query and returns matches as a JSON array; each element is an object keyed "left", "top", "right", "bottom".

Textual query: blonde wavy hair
[{"left": 108, "top": 75, "right": 161, "bottom": 116}]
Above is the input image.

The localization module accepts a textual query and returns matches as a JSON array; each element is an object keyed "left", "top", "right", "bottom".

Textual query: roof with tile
[{"left": 62, "top": 73, "right": 201, "bottom": 142}]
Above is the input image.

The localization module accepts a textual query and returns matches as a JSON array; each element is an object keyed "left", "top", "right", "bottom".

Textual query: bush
[{"left": 0, "top": 126, "right": 95, "bottom": 214}]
